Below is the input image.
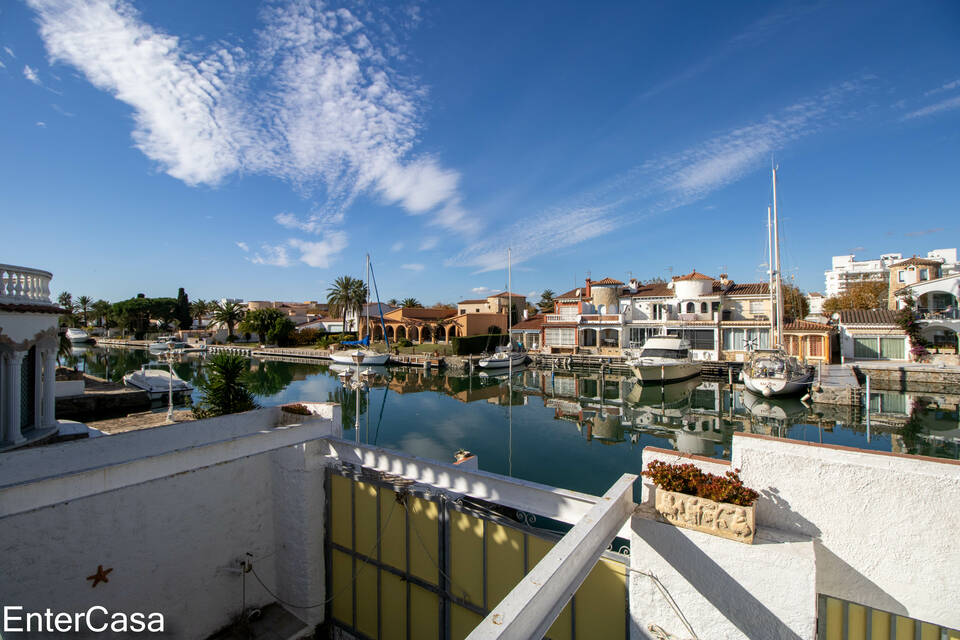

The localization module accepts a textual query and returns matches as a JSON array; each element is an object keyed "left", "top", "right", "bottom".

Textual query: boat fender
[
  {"left": 801, "top": 393, "right": 811, "bottom": 403},
  {"left": 762, "top": 387, "right": 772, "bottom": 397}
]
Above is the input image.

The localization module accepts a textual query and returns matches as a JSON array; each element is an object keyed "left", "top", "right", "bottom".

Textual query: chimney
[
  {"left": 628, "top": 278, "right": 639, "bottom": 292},
  {"left": 585, "top": 277, "right": 592, "bottom": 298},
  {"left": 719, "top": 273, "right": 731, "bottom": 289},
  {"left": 523, "top": 309, "right": 529, "bottom": 320}
]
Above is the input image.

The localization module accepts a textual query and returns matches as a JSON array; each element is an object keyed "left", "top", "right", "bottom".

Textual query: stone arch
[
  {"left": 385, "top": 325, "right": 394, "bottom": 341},
  {"left": 448, "top": 325, "right": 460, "bottom": 340},
  {"left": 395, "top": 325, "right": 406, "bottom": 341},
  {"left": 685, "top": 302, "right": 695, "bottom": 313},
  {"left": 421, "top": 325, "right": 433, "bottom": 343},
  {"left": 372, "top": 324, "right": 384, "bottom": 341},
  {"left": 581, "top": 328, "right": 597, "bottom": 347}
]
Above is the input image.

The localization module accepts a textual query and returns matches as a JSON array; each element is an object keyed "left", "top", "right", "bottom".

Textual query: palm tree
[
  {"left": 76, "top": 295, "right": 92, "bottom": 326},
  {"left": 327, "top": 276, "right": 367, "bottom": 333},
  {"left": 400, "top": 298, "right": 422, "bottom": 308},
  {"left": 211, "top": 301, "right": 246, "bottom": 339},
  {"left": 192, "top": 353, "right": 258, "bottom": 418},
  {"left": 387, "top": 298, "right": 399, "bottom": 307},
  {"left": 191, "top": 299, "right": 210, "bottom": 329},
  {"left": 537, "top": 289, "right": 556, "bottom": 314},
  {"left": 348, "top": 278, "right": 368, "bottom": 332},
  {"left": 92, "top": 300, "right": 111, "bottom": 327}
]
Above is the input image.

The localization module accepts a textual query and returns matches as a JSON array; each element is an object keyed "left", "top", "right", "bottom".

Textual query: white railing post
[
  {"left": 467, "top": 473, "right": 637, "bottom": 640},
  {"left": 0, "top": 264, "right": 54, "bottom": 305}
]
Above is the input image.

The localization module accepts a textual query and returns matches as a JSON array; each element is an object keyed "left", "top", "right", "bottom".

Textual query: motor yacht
[
  {"left": 625, "top": 335, "right": 701, "bottom": 384},
  {"left": 122, "top": 363, "right": 193, "bottom": 400},
  {"left": 65, "top": 328, "right": 94, "bottom": 343},
  {"left": 478, "top": 346, "right": 527, "bottom": 369}
]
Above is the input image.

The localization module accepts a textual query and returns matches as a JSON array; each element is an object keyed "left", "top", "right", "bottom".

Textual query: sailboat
[
  {"left": 478, "top": 249, "right": 528, "bottom": 369},
  {"left": 741, "top": 166, "right": 814, "bottom": 398},
  {"left": 330, "top": 254, "right": 390, "bottom": 366}
]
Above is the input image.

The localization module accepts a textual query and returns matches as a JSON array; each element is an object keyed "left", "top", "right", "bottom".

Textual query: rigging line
[
  {"left": 372, "top": 385, "right": 388, "bottom": 446},
  {"left": 247, "top": 498, "right": 399, "bottom": 609},
  {"left": 407, "top": 496, "right": 472, "bottom": 600},
  {"left": 627, "top": 567, "right": 700, "bottom": 640}
]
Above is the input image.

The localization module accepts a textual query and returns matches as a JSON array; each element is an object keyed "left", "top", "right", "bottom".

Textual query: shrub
[
  {"left": 452, "top": 333, "right": 509, "bottom": 355},
  {"left": 290, "top": 328, "right": 322, "bottom": 347},
  {"left": 642, "top": 460, "right": 759, "bottom": 507},
  {"left": 397, "top": 339, "right": 413, "bottom": 348},
  {"left": 225, "top": 334, "right": 237, "bottom": 343},
  {"left": 192, "top": 353, "right": 258, "bottom": 419},
  {"left": 282, "top": 403, "right": 312, "bottom": 415}
]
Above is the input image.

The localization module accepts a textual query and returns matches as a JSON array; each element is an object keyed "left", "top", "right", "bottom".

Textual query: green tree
[
  {"left": 822, "top": 281, "right": 889, "bottom": 315},
  {"left": 75, "top": 295, "right": 92, "bottom": 326},
  {"left": 327, "top": 276, "right": 368, "bottom": 332},
  {"left": 192, "top": 353, "right": 258, "bottom": 418},
  {"left": 387, "top": 298, "right": 399, "bottom": 306},
  {"left": 267, "top": 316, "right": 296, "bottom": 346},
  {"left": 91, "top": 299, "right": 111, "bottom": 327},
  {"left": 780, "top": 284, "right": 810, "bottom": 322},
  {"left": 57, "top": 291, "right": 74, "bottom": 310},
  {"left": 537, "top": 289, "right": 555, "bottom": 314},
  {"left": 175, "top": 288, "right": 192, "bottom": 330},
  {"left": 240, "top": 308, "right": 286, "bottom": 344},
  {"left": 400, "top": 297, "right": 422, "bottom": 308},
  {"left": 190, "top": 299, "right": 210, "bottom": 329},
  {"left": 111, "top": 296, "right": 178, "bottom": 339},
  {"left": 211, "top": 301, "right": 247, "bottom": 339}
]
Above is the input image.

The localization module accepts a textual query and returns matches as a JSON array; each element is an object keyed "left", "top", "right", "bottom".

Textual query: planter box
[{"left": 654, "top": 488, "right": 756, "bottom": 544}]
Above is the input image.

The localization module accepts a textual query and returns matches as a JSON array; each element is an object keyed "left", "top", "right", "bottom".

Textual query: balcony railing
[
  {"left": 545, "top": 314, "right": 578, "bottom": 323},
  {"left": 917, "top": 308, "right": 960, "bottom": 321},
  {"left": 579, "top": 314, "right": 622, "bottom": 323},
  {"left": 0, "top": 264, "right": 54, "bottom": 306}
]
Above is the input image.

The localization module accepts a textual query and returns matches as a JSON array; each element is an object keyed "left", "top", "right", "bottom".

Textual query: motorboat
[
  {"left": 330, "top": 349, "right": 390, "bottom": 366},
  {"left": 625, "top": 376, "right": 701, "bottom": 405},
  {"left": 66, "top": 328, "right": 94, "bottom": 343},
  {"left": 148, "top": 336, "right": 189, "bottom": 352},
  {"left": 478, "top": 347, "right": 527, "bottom": 369},
  {"left": 122, "top": 363, "right": 193, "bottom": 399},
  {"left": 625, "top": 335, "right": 701, "bottom": 384},
  {"left": 741, "top": 349, "right": 814, "bottom": 397}
]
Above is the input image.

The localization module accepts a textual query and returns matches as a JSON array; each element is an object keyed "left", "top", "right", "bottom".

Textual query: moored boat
[
  {"left": 625, "top": 335, "right": 701, "bottom": 384},
  {"left": 122, "top": 363, "right": 193, "bottom": 399},
  {"left": 477, "top": 347, "right": 527, "bottom": 369},
  {"left": 66, "top": 328, "right": 94, "bottom": 343}
]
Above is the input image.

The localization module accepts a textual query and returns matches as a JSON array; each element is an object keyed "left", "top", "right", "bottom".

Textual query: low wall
[{"left": 855, "top": 363, "right": 960, "bottom": 393}]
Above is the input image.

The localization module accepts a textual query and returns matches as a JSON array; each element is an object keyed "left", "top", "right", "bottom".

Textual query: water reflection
[{"left": 66, "top": 347, "right": 960, "bottom": 469}]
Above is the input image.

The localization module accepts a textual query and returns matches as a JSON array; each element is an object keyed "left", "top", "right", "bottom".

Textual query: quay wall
[
  {"left": 631, "top": 436, "right": 960, "bottom": 638},
  {"left": 854, "top": 363, "right": 960, "bottom": 393}
]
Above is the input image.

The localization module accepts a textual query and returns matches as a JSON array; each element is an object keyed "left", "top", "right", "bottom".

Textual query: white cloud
[
  {"left": 0, "top": 60, "right": 5, "bottom": 69},
  {"left": 236, "top": 241, "right": 249, "bottom": 252},
  {"left": 27, "top": 0, "right": 473, "bottom": 230},
  {"left": 401, "top": 263, "right": 424, "bottom": 271},
  {"left": 251, "top": 244, "right": 292, "bottom": 267},
  {"left": 903, "top": 95, "right": 960, "bottom": 120},
  {"left": 925, "top": 79, "right": 960, "bottom": 97},
  {"left": 4, "top": 46, "right": 15, "bottom": 58},
  {"left": 274, "top": 211, "right": 343, "bottom": 234},
  {"left": 289, "top": 231, "right": 349, "bottom": 268},
  {"left": 471, "top": 286, "right": 494, "bottom": 295},
  {"left": 418, "top": 236, "right": 439, "bottom": 251},
  {"left": 36, "top": 121, "right": 46, "bottom": 127},
  {"left": 23, "top": 64, "right": 41, "bottom": 84},
  {"left": 390, "top": 241, "right": 404, "bottom": 252}
]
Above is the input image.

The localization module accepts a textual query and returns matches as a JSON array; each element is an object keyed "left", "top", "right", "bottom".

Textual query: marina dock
[{"left": 811, "top": 364, "right": 863, "bottom": 406}]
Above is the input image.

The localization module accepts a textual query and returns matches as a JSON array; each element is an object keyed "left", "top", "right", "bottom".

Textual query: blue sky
[{"left": 2, "top": 0, "right": 958, "bottom": 304}]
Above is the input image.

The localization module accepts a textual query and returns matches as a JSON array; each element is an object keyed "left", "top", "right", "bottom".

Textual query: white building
[
  {"left": 0, "top": 264, "right": 65, "bottom": 451},
  {"left": 824, "top": 248, "right": 959, "bottom": 297}
]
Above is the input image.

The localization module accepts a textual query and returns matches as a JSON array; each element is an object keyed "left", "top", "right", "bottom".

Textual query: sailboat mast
[
  {"left": 772, "top": 166, "right": 784, "bottom": 348},
  {"left": 767, "top": 206, "right": 775, "bottom": 338},
  {"left": 365, "top": 254, "right": 370, "bottom": 342},
  {"left": 508, "top": 247, "right": 512, "bottom": 379}
]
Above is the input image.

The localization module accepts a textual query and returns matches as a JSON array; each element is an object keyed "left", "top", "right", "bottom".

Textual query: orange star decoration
[{"left": 86, "top": 565, "right": 113, "bottom": 588}]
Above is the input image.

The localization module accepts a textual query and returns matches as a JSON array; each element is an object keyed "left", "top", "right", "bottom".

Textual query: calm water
[{"left": 67, "top": 346, "right": 960, "bottom": 498}]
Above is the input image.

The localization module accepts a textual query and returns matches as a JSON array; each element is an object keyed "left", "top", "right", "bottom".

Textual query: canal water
[{"left": 67, "top": 346, "right": 960, "bottom": 498}]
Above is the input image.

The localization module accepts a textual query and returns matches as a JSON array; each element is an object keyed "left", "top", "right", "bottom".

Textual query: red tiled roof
[
  {"left": 715, "top": 282, "right": 770, "bottom": 296},
  {"left": 890, "top": 257, "right": 941, "bottom": 268},
  {"left": 626, "top": 283, "right": 673, "bottom": 298},
  {"left": 511, "top": 315, "right": 544, "bottom": 330},
  {"left": 556, "top": 288, "right": 586, "bottom": 299},
  {"left": 783, "top": 320, "right": 834, "bottom": 332},
  {"left": 837, "top": 309, "right": 901, "bottom": 325},
  {"left": 673, "top": 270, "right": 714, "bottom": 281},
  {"left": 492, "top": 291, "right": 526, "bottom": 298},
  {"left": 397, "top": 308, "right": 457, "bottom": 320},
  {"left": 457, "top": 299, "right": 488, "bottom": 305},
  {"left": 590, "top": 277, "right": 624, "bottom": 286}
]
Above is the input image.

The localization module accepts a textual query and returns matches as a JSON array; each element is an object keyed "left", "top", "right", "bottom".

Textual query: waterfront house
[
  {"left": 836, "top": 309, "right": 910, "bottom": 361},
  {"left": 510, "top": 313, "right": 544, "bottom": 350},
  {"left": 541, "top": 272, "right": 831, "bottom": 362},
  {"left": 824, "top": 248, "right": 958, "bottom": 297},
  {"left": 456, "top": 291, "right": 527, "bottom": 316},
  {"left": 893, "top": 271, "right": 960, "bottom": 353},
  {"left": 295, "top": 316, "right": 345, "bottom": 334},
  {"left": 349, "top": 302, "right": 397, "bottom": 335},
  {"left": 366, "top": 293, "right": 526, "bottom": 344},
  {"left": 0, "top": 264, "right": 69, "bottom": 451}
]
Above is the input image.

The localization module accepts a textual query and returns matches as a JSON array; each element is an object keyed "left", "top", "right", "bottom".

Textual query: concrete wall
[
  {"left": 630, "top": 436, "right": 960, "bottom": 639},
  {"left": 0, "top": 405, "right": 340, "bottom": 639}
]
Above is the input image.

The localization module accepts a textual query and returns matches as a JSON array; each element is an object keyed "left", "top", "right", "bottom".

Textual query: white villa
[
  {"left": 0, "top": 264, "right": 65, "bottom": 451},
  {"left": 824, "top": 248, "right": 958, "bottom": 297}
]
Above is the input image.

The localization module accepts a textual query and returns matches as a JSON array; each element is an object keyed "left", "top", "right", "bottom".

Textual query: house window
[
  {"left": 629, "top": 327, "right": 658, "bottom": 347},
  {"left": 919, "top": 269, "right": 929, "bottom": 281},
  {"left": 749, "top": 300, "right": 764, "bottom": 315},
  {"left": 545, "top": 328, "right": 576, "bottom": 346},
  {"left": 712, "top": 301, "right": 720, "bottom": 313},
  {"left": 685, "top": 302, "right": 695, "bottom": 313},
  {"left": 667, "top": 329, "right": 715, "bottom": 350},
  {"left": 897, "top": 271, "right": 906, "bottom": 283},
  {"left": 722, "top": 328, "right": 770, "bottom": 351},
  {"left": 808, "top": 336, "right": 823, "bottom": 357}
]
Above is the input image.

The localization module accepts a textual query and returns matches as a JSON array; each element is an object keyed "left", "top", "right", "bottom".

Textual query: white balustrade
[{"left": 0, "top": 264, "right": 54, "bottom": 305}]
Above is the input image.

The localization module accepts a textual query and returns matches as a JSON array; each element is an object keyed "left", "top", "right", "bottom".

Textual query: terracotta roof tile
[
  {"left": 511, "top": 315, "right": 544, "bottom": 330},
  {"left": 890, "top": 257, "right": 942, "bottom": 268},
  {"left": 398, "top": 308, "right": 457, "bottom": 320},
  {"left": 715, "top": 282, "right": 770, "bottom": 296},
  {"left": 590, "top": 277, "right": 624, "bottom": 285},
  {"left": 556, "top": 288, "right": 587, "bottom": 299},
  {"left": 0, "top": 303, "right": 67, "bottom": 314},
  {"left": 673, "top": 270, "right": 714, "bottom": 281},
  {"left": 626, "top": 283, "right": 673, "bottom": 298},
  {"left": 838, "top": 309, "right": 901, "bottom": 325},
  {"left": 492, "top": 291, "right": 526, "bottom": 298},
  {"left": 783, "top": 320, "right": 834, "bottom": 332},
  {"left": 457, "top": 299, "right": 488, "bottom": 305}
]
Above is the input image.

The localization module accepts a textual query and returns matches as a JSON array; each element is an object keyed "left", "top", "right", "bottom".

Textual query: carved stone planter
[{"left": 654, "top": 489, "right": 756, "bottom": 544}]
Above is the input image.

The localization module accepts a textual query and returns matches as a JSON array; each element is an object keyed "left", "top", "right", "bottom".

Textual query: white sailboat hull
[
  {"left": 477, "top": 352, "right": 527, "bottom": 368},
  {"left": 330, "top": 350, "right": 390, "bottom": 366},
  {"left": 123, "top": 369, "right": 193, "bottom": 399},
  {"left": 742, "top": 370, "right": 813, "bottom": 397}
]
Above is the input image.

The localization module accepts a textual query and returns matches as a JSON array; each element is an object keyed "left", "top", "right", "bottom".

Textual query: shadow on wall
[
  {"left": 633, "top": 517, "right": 804, "bottom": 640},
  {"left": 758, "top": 487, "right": 821, "bottom": 538}
]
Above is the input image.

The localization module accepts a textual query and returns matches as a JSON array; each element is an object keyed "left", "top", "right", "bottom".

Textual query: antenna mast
[{"left": 772, "top": 167, "right": 784, "bottom": 348}]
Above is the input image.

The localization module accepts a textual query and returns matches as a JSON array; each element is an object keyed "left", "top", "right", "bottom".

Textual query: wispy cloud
[
  {"left": 449, "top": 81, "right": 865, "bottom": 273},
  {"left": 904, "top": 228, "right": 944, "bottom": 237},
  {"left": 50, "top": 103, "right": 74, "bottom": 117},
  {"left": 0, "top": 60, "right": 5, "bottom": 69},
  {"left": 4, "top": 46, "right": 15, "bottom": 59},
  {"left": 924, "top": 79, "right": 960, "bottom": 97},
  {"left": 250, "top": 244, "right": 292, "bottom": 267},
  {"left": 419, "top": 236, "right": 439, "bottom": 251},
  {"left": 236, "top": 241, "right": 249, "bottom": 252},
  {"left": 28, "top": 0, "right": 474, "bottom": 243},
  {"left": 391, "top": 241, "right": 404, "bottom": 252},
  {"left": 903, "top": 95, "right": 960, "bottom": 120},
  {"left": 401, "top": 263, "right": 424, "bottom": 271},
  {"left": 23, "top": 64, "right": 41, "bottom": 84},
  {"left": 250, "top": 229, "right": 349, "bottom": 268},
  {"left": 470, "top": 286, "right": 494, "bottom": 295},
  {"left": 35, "top": 121, "right": 46, "bottom": 127}
]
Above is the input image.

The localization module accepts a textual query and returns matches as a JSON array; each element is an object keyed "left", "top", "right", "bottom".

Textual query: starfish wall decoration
[{"left": 86, "top": 565, "right": 113, "bottom": 588}]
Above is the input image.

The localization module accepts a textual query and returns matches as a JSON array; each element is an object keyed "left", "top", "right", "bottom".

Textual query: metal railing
[
  {"left": 917, "top": 307, "right": 960, "bottom": 320},
  {"left": 0, "top": 264, "right": 54, "bottom": 305}
]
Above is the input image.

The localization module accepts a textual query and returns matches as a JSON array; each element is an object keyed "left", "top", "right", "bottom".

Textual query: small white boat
[
  {"left": 123, "top": 363, "right": 193, "bottom": 399},
  {"left": 66, "top": 328, "right": 94, "bottom": 343},
  {"left": 329, "top": 349, "right": 390, "bottom": 366},
  {"left": 741, "top": 349, "right": 814, "bottom": 397},
  {"left": 148, "top": 336, "right": 190, "bottom": 352},
  {"left": 626, "top": 335, "right": 701, "bottom": 384},
  {"left": 478, "top": 347, "right": 527, "bottom": 369}
]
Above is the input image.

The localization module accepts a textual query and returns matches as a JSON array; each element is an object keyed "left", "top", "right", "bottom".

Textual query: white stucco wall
[
  {"left": 0, "top": 311, "right": 58, "bottom": 344},
  {"left": 0, "top": 406, "right": 340, "bottom": 639}
]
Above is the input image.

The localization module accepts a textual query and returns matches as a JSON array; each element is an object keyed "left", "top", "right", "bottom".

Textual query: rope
[
  {"left": 407, "top": 496, "right": 473, "bottom": 601},
  {"left": 627, "top": 567, "right": 699, "bottom": 640},
  {"left": 246, "top": 498, "right": 398, "bottom": 609}
]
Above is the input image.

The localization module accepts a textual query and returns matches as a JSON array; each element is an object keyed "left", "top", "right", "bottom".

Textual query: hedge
[{"left": 452, "top": 333, "right": 510, "bottom": 355}]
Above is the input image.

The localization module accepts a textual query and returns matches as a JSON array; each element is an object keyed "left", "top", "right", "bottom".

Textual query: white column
[
  {"left": 42, "top": 350, "right": 57, "bottom": 427},
  {"left": 4, "top": 351, "right": 26, "bottom": 444},
  {"left": 33, "top": 349, "right": 43, "bottom": 432}
]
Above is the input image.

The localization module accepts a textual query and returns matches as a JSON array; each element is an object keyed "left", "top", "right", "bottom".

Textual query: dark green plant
[
  {"left": 211, "top": 301, "right": 246, "bottom": 339},
  {"left": 240, "top": 308, "right": 286, "bottom": 344},
  {"left": 400, "top": 297, "right": 422, "bottom": 308},
  {"left": 175, "top": 288, "right": 192, "bottom": 329},
  {"left": 642, "top": 460, "right": 759, "bottom": 507},
  {"left": 537, "top": 289, "right": 555, "bottom": 314},
  {"left": 192, "top": 353, "right": 258, "bottom": 419}
]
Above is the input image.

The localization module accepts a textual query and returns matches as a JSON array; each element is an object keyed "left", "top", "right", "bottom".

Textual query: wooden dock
[{"left": 810, "top": 364, "right": 862, "bottom": 406}]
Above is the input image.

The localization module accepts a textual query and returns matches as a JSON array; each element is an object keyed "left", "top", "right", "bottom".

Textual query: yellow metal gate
[
  {"left": 818, "top": 595, "right": 960, "bottom": 640},
  {"left": 326, "top": 465, "right": 629, "bottom": 640}
]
